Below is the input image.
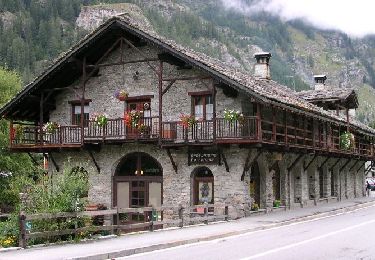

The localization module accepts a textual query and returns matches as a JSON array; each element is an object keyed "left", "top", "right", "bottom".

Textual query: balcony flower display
[
  {"left": 92, "top": 113, "right": 108, "bottom": 127},
  {"left": 124, "top": 110, "right": 143, "bottom": 127},
  {"left": 224, "top": 109, "right": 244, "bottom": 124},
  {"left": 114, "top": 90, "right": 128, "bottom": 101},
  {"left": 179, "top": 114, "right": 197, "bottom": 127},
  {"left": 340, "top": 131, "right": 355, "bottom": 150},
  {"left": 43, "top": 122, "right": 59, "bottom": 134},
  {"left": 138, "top": 124, "right": 150, "bottom": 135}
]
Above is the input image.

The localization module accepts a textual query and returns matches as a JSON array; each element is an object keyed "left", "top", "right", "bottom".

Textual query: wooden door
[{"left": 126, "top": 100, "right": 151, "bottom": 138}]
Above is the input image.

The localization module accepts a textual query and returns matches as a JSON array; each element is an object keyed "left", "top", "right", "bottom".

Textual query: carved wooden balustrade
[{"left": 9, "top": 116, "right": 375, "bottom": 159}]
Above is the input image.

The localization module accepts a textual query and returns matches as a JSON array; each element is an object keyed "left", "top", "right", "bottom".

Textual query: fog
[{"left": 220, "top": 0, "right": 375, "bottom": 37}]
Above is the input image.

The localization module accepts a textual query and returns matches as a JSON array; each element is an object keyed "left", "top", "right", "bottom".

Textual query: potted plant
[
  {"left": 92, "top": 113, "right": 108, "bottom": 127},
  {"left": 179, "top": 114, "right": 197, "bottom": 127},
  {"left": 224, "top": 109, "right": 244, "bottom": 124},
  {"left": 273, "top": 200, "right": 281, "bottom": 208},
  {"left": 43, "top": 122, "right": 59, "bottom": 134},
  {"left": 114, "top": 90, "right": 128, "bottom": 101},
  {"left": 138, "top": 124, "right": 150, "bottom": 136},
  {"left": 124, "top": 110, "right": 143, "bottom": 128},
  {"left": 251, "top": 203, "right": 259, "bottom": 211},
  {"left": 13, "top": 124, "right": 24, "bottom": 141},
  {"left": 340, "top": 131, "right": 355, "bottom": 150}
]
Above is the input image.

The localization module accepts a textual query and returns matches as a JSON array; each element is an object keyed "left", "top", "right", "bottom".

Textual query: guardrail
[{"left": 18, "top": 203, "right": 229, "bottom": 248}]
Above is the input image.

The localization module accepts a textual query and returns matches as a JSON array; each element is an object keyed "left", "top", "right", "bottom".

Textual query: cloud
[{"left": 220, "top": 0, "right": 375, "bottom": 37}]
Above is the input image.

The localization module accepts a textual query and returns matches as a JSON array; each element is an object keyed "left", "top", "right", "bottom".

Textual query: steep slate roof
[
  {"left": 1, "top": 15, "right": 374, "bottom": 135},
  {"left": 297, "top": 88, "right": 358, "bottom": 109}
]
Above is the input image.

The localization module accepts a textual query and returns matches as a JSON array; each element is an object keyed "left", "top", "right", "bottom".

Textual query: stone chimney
[
  {"left": 313, "top": 75, "right": 327, "bottom": 90},
  {"left": 254, "top": 52, "right": 271, "bottom": 79}
]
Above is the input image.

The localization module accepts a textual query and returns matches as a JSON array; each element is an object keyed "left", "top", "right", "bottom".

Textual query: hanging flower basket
[
  {"left": 124, "top": 110, "right": 143, "bottom": 128},
  {"left": 179, "top": 114, "right": 197, "bottom": 127},
  {"left": 92, "top": 113, "right": 108, "bottom": 127},
  {"left": 340, "top": 131, "right": 355, "bottom": 150},
  {"left": 43, "top": 122, "right": 59, "bottom": 134},
  {"left": 114, "top": 90, "right": 128, "bottom": 101},
  {"left": 224, "top": 109, "right": 244, "bottom": 124}
]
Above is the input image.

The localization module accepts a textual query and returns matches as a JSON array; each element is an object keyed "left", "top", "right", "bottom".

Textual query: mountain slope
[{"left": 2, "top": 0, "right": 375, "bottom": 124}]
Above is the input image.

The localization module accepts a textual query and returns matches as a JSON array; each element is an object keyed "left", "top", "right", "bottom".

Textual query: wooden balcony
[{"left": 9, "top": 116, "right": 375, "bottom": 159}]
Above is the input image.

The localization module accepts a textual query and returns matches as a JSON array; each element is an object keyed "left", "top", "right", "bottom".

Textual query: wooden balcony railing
[{"left": 9, "top": 116, "right": 375, "bottom": 159}]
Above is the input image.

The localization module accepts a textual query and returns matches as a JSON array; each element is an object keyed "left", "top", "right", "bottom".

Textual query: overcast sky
[{"left": 220, "top": 0, "right": 375, "bottom": 37}]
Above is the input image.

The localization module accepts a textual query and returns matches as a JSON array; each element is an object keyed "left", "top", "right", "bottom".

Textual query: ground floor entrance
[{"left": 113, "top": 152, "right": 163, "bottom": 228}]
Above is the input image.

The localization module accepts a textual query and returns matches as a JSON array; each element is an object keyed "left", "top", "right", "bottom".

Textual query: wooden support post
[
  {"left": 150, "top": 207, "right": 154, "bottom": 232},
  {"left": 256, "top": 103, "right": 262, "bottom": 141},
  {"left": 116, "top": 207, "right": 120, "bottom": 235},
  {"left": 312, "top": 118, "right": 316, "bottom": 148},
  {"left": 287, "top": 154, "right": 304, "bottom": 172},
  {"left": 304, "top": 154, "right": 318, "bottom": 171},
  {"left": 80, "top": 57, "right": 86, "bottom": 145},
  {"left": 9, "top": 120, "right": 13, "bottom": 146},
  {"left": 339, "top": 159, "right": 351, "bottom": 172},
  {"left": 27, "top": 153, "right": 39, "bottom": 166},
  {"left": 329, "top": 158, "right": 341, "bottom": 172},
  {"left": 87, "top": 150, "right": 100, "bottom": 173},
  {"left": 161, "top": 79, "right": 176, "bottom": 95},
  {"left": 49, "top": 153, "right": 59, "bottom": 172},
  {"left": 178, "top": 204, "right": 184, "bottom": 228},
  {"left": 204, "top": 202, "right": 208, "bottom": 225},
  {"left": 272, "top": 106, "right": 276, "bottom": 142},
  {"left": 18, "top": 211, "right": 27, "bottom": 248},
  {"left": 158, "top": 61, "right": 163, "bottom": 145},
  {"left": 39, "top": 92, "right": 44, "bottom": 145},
  {"left": 284, "top": 110, "right": 288, "bottom": 145},
  {"left": 349, "top": 160, "right": 360, "bottom": 172},
  {"left": 318, "top": 157, "right": 330, "bottom": 171},
  {"left": 241, "top": 150, "right": 262, "bottom": 181},
  {"left": 356, "top": 162, "right": 365, "bottom": 173},
  {"left": 212, "top": 79, "right": 217, "bottom": 142},
  {"left": 346, "top": 108, "right": 350, "bottom": 132},
  {"left": 166, "top": 148, "right": 177, "bottom": 173},
  {"left": 220, "top": 150, "right": 229, "bottom": 172}
]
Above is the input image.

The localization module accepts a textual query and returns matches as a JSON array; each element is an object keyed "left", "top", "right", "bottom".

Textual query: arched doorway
[
  {"left": 272, "top": 164, "right": 281, "bottom": 202},
  {"left": 250, "top": 162, "right": 261, "bottom": 206},
  {"left": 191, "top": 167, "right": 214, "bottom": 205},
  {"left": 113, "top": 152, "right": 162, "bottom": 225}
]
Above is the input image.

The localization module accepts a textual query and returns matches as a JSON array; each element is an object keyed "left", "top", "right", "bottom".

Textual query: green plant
[
  {"left": 224, "top": 109, "right": 244, "bottom": 123},
  {"left": 251, "top": 203, "right": 259, "bottom": 211},
  {"left": 43, "top": 122, "right": 59, "bottom": 134},
  {"left": 340, "top": 131, "right": 354, "bottom": 150},
  {"left": 114, "top": 90, "right": 128, "bottom": 101},
  {"left": 92, "top": 113, "right": 108, "bottom": 127},
  {"left": 138, "top": 124, "right": 150, "bottom": 134},
  {"left": 13, "top": 125, "right": 24, "bottom": 140},
  {"left": 179, "top": 114, "right": 197, "bottom": 127},
  {"left": 273, "top": 200, "right": 281, "bottom": 208},
  {"left": 0, "top": 214, "right": 19, "bottom": 248}
]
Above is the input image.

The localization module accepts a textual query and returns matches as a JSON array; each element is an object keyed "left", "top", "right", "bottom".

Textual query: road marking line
[
  {"left": 239, "top": 218, "right": 375, "bottom": 260},
  {"left": 119, "top": 205, "right": 375, "bottom": 259}
]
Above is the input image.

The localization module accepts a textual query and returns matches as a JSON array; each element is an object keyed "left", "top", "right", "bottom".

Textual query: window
[
  {"left": 70, "top": 100, "right": 91, "bottom": 127},
  {"left": 192, "top": 94, "right": 213, "bottom": 120}
]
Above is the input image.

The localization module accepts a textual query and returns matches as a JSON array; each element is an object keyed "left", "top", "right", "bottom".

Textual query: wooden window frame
[
  {"left": 69, "top": 99, "right": 91, "bottom": 127},
  {"left": 190, "top": 92, "right": 213, "bottom": 121}
]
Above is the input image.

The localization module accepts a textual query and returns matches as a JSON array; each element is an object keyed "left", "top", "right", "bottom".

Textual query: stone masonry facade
[{"left": 48, "top": 41, "right": 366, "bottom": 220}]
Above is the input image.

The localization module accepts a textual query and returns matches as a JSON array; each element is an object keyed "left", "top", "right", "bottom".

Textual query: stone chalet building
[{"left": 1, "top": 15, "right": 375, "bottom": 221}]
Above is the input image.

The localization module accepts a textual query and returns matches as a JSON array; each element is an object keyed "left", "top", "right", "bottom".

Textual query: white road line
[
  {"left": 239, "top": 218, "right": 375, "bottom": 260},
  {"left": 118, "top": 205, "right": 375, "bottom": 259}
]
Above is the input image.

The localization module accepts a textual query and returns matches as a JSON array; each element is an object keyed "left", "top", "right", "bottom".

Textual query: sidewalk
[{"left": 1, "top": 197, "right": 375, "bottom": 260}]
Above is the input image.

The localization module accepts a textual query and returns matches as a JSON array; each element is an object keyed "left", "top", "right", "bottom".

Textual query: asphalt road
[{"left": 120, "top": 206, "right": 375, "bottom": 260}]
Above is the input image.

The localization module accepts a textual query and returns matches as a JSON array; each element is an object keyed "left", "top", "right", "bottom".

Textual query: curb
[{"left": 69, "top": 200, "right": 375, "bottom": 260}]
